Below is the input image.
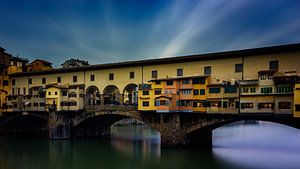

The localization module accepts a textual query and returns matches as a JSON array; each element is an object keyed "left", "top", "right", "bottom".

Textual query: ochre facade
[{"left": 2, "top": 43, "right": 300, "bottom": 117}]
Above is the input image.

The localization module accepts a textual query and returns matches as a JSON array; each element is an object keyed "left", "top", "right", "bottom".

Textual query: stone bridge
[{"left": 1, "top": 106, "right": 300, "bottom": 147}]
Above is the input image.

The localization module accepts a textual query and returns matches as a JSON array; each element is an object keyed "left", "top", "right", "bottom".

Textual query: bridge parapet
[{"left": 85, "top": 105, "right": 137, "bottom": 112}]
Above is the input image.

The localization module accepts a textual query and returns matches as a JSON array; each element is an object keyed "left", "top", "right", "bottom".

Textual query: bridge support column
[
  {"left": 49, "top": 111, "right": 71, "bottom": 139},
  {"left": 159, "top": 113, "right": 188, "bottom": 147}
]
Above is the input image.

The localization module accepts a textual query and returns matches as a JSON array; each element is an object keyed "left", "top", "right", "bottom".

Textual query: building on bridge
[
  {"left": 0, "top": 48, "right": 28, "bottom": 115},
  {"left": 2, "top": 43, "right": 300, "bottom": 118},
  {"left": 138, "top": 75, "right": 209, "bottom": 113}
]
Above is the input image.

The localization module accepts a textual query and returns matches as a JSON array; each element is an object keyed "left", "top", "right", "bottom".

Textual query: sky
[{"left": 0, "top": 0, "right": 299, "bottom": 67}]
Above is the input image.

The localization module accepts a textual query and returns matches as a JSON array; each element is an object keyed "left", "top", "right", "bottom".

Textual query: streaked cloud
[{"left": 0, "top": 0, "right": 299, "bottom": 66}]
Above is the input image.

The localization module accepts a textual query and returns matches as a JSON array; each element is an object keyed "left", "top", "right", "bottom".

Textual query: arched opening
[
  {"left": 187, "top": 118, "right": 300, "bottom": 148},
  {"left": 86, "top": 85, "right": 101, "bottom": 105},
  {"left": 123, "top": 84, "right": 138, "bottom": 105},
  {"left": 103, "top": 85, "right": 121, "bottom": 105},
  {"left": 2, "top": 115, "right": 48, "bottom": 136},
  {"left": 72, "top": 114, "right": 161, "bottom": 156}
]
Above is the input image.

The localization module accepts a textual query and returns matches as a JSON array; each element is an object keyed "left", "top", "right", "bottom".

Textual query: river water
[{"left": 1, "top": 121, "right": 300, "bottom": 169}]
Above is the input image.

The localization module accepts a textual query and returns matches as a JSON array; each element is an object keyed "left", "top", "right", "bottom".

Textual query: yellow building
[
  {"left": 0, "top": 51, "right": 28, "bottom": 114},
  {"left": 293, "top": 84, "right": 300, "bottom": 117},
  {"left": 6, "top": 43, "right": 300, "bottom": 115}
]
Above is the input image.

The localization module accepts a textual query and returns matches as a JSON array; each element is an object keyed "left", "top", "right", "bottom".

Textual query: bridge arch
[
  {"left": 1, "top": 112, "right": 48, "bottom": 135},
  {"left": 122, "top": 83, "right": 138, "bottom": 105},
  {"left": 86, "top": 85, "right": 101, "bottom": 105},
  {"left": 103, "top": 85, "right": 121, "bottom": 105},
  {"left": 72, "top": 111, "right": 161, "bottom": 138},
  {"left": 186, "top": 116, "right": 300, "bottom": 147},
  {"left": 187, "top": 118, "right": 300, "bottom": 135}
]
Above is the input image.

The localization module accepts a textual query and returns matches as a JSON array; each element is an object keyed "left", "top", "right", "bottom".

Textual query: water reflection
[
  {"left": 213, "top": 120, "right": 300, "bottom": 169},
  {"left": 111, "top": 125, "right": 161, "bottom": 158},
  {"left": 1, "top": 121, "right": 300, "bottom": 169}
]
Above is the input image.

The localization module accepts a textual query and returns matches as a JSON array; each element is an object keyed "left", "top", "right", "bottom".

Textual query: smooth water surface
[{"left": 1, "top": 121, "right": 300, "bottom": 169}]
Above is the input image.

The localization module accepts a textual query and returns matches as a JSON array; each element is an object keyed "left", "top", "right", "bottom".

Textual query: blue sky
[{"left": 0, "top": 0, "right": 299, "bottom": 67}]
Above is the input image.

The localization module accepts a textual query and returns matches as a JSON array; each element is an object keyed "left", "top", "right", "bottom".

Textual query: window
[
  {"left": 204, "top": 66, "right": 211, "bottom": 75},
  {"left": 182, "top": 79, "right": 190, "bottom": 84},
  {"left": 57, "top": 77, "right": 61, "bottom": 83},
  {"left": 269, "top": 60, "right": 279, "bottom": 70},
  {"left": 224, "top": 86, "right": 237, "bottom": 93},
  {"left": 161, "top": 100, "right": 169, "bottom": 106},
  {"left": 261, "top": 87, "right": 272, "bottom": 94},
  {"left": 62, "top": 90, "right": 68, "bottom": 96},
  {"left": 142, "top": 91, "right": 149, "bottom": 95},
  {"left": 17, "top": 88, "right": 20, "bottom": 95},
  {"left": 193, "top": 101, "right": 204, "bottom": 107},
  {"left": 235, "top": 63, "right": 243, "bottom": 73},
  {"left": 152, "top": 70, "right": 158, "bottom": 78},
  {"left": 223, "top": 101, "right": 228, "bottom": 108},
  {"left": 243, "top": 87, "right": 249, "bottom": 93},
  {"left": 142, "top": 101, "right": 149, "bottom": 107},
  {"left": 250, "top": 88, "right": 256, "bottom": 93},
  {"left": 23, "top": 88, "right": 26, "bottom": 95},
  {"left": 200, "top": 89, "right": 205, "bottom": 95},
  {"left": 210, "top": 101, "right": 221, "bottom": 107},
  {"left": 69, "top": 93, "right": 77, "bottom": 97},
  {"left": 33, "top": 103, "right": 39, "bottom": 107},
  {"left": 268, "top": 74, "right": 273, "bottom": 79},
  {"left": 278, "top": 102, "right": 291, "bottom": 109},
  {"left": 181, "top": 89, "right": 192, "bottom": 95},
  {"left": 155, "top": 81, "right": 161, "bottom": 85},
  {"left": 12, "top": 79, "right": 15, "bottom": 86},
  {"left": 228, "top": 101, "right": 235, "bottom": 108},
  {"left": 42, "top": 78, "right": 46, "bottom": 84},
  {"left": 154, "top": 89, "right": 161, "bottom": 95},
  {"left": 69, "top": 101, "right": 77, "bottom": 106},
  {"left": 109, "top": 73, "right": 114, "bottom": 80},
  {"left": 209, "top": 87, "right": 220, "bottom": 93},
  {"left": 179, "top": 100, "right": 192, "bottom": 106},
  {"left": 73, "top": 76, "right": 77, "bottom": 83},
  {"left": 4, "top": 70, "right": 7, "bottom": 76},
  {"left": 276, "top": 85, "right": 293, "bottom": 93},
  {"left": 61, "top": 101, "right": 69, "bottom": 106},
  {"left": 48, "top": 92, "right": 51, "bottom": 95},
  {"left": 258, "top": 103, "right": 274, "bottom": 109},
  {"left": 12, "top": 88, "right": 15, "bottom": 95},
  {"left": 90, "top": 74, "right": 95, "bottom": 81},
  {"left": 155, "top": 100, "right": 169, "bottom": 106},
  {"left": 260, "top": 74, "right": 266, "bottom": 80},
  {"left": 55, "top": 91, "right": 58, "bottom": 95},
  {"left": 130, "top": 72, "right": 135, "bottom": 79},
  {"left": 177, "top": 68, "right": 183, "bottom": 76},
  {"left": 295, "top": 105, "right": 300, "bottom": 111},
  {"left": 166, "top": 80, "right": 173, "bottom": 86},
  {"left": 193, "top": 89, "right": 199, "bottom": 95},
  {"left": 193, "top": 78, "right": 205, "bottom": 84},
  {"left": 29, "top": 78, "right": 32, "bottom": 84},
  {"left": 40, "top": 102, "right": 45, "bottom": 107},
  {"left": 3, "top": 80, "right": 8, "bottom": 86},
  {"left": 241, "top": 103, "right": 254, "bottom": 109}
]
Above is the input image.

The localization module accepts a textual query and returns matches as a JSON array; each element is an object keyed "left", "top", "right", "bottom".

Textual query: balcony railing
[{"left": 238, "top": 80, "right": 259, "bottom": 86}]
